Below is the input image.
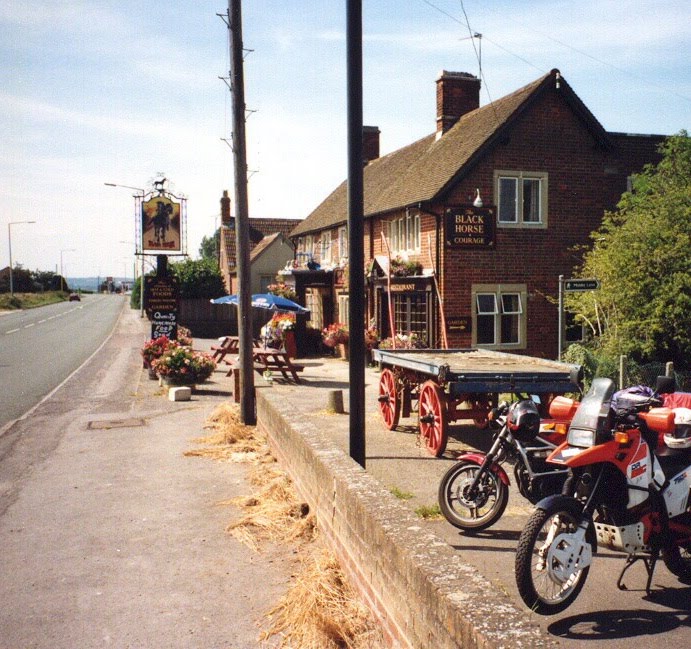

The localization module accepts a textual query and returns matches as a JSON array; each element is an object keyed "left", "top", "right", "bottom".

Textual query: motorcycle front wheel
[
  {"left": 515, "top": 499, "right": 591, "bottom": 615},
  {"left": 437, "top": 460, "right": 509, "bottom": 532}
]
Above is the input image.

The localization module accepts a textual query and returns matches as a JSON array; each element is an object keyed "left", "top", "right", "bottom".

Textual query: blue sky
[{"left": 1, "top": 0, "right": 689, "bottom": 278}]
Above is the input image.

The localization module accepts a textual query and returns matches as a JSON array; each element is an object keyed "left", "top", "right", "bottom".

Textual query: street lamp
[
  {"left": 60, "top": 248, "right": 76, "bottom": 292},
  {"left": 105, "top": 182, "right": 146, "bottom": 317},
  {"left": 8, "top": 220, "right": 36, "bottom": 295}
]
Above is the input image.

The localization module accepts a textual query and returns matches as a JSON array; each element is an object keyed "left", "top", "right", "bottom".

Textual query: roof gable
[{"left": 291, "top": 69, "right": 612, "bottom": 237}]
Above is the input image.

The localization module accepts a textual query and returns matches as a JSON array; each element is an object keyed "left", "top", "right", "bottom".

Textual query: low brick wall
[{"left": 257, "top": 391, "right": 556, "bottom": 649}]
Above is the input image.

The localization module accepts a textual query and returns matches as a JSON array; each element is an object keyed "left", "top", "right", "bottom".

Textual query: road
[{"left": 0, "top": 294, "right": 125, "bottom": 431}]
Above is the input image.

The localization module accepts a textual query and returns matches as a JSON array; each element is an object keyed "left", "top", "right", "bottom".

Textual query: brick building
[{"left": 286, "top": 68, "right": 665, "bottom": 359}]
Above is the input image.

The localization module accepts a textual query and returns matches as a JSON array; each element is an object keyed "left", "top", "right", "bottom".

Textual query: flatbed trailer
[{"left": 372, "top": 348, "right": 582, "bottom": 456}]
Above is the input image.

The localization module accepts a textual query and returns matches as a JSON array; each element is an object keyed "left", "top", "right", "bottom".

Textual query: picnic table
[{"left": 224, "top": 345, "right": 304, "bottom": 384}]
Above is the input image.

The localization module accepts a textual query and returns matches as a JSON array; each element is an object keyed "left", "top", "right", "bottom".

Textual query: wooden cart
[{"left": 372, "top": 348, "right": 582, "bottom": 457}]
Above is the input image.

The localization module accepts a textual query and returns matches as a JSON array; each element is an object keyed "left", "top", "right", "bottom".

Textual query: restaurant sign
[{"left": 445, "top": 205, "right": 495, "bottom": 248}]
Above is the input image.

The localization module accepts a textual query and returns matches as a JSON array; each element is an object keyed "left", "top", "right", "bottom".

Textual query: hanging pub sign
[
  {"left": 445, "top": 205, "right": 495, "bottom": 248},
  {"left": 142, "top": 195, "right": 181, "bottom": 253}
]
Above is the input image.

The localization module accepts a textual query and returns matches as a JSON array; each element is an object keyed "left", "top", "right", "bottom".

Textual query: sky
[{"left": 1, "top": 0, "right": 689, "bottom": 280}]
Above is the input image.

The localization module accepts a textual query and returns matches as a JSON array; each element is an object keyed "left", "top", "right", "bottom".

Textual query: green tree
[
  {"left": 566, "top": 131, "right": 691, "bottom": 368},
  {"left": 170, "top": 258, "right": 226, "bottom": 299},
  {"left": 199, "top": 228, "right": 221, "bottom": 262}
]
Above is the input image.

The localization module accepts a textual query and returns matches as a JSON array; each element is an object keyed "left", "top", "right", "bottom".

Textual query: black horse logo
[{"left": 153, "top": 201, "right": 173, "bottom": 244}]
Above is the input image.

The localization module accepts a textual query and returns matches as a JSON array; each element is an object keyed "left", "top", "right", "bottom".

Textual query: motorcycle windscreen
[{"left": 567, "top": 377, "right": 616, "bottom": 448}]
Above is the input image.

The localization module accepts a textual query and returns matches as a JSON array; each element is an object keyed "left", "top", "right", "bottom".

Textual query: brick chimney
[
  {"left": 436, "top": 70, "right": 481, "bottom": 138},
  {"left": 363, "top": 125, "right": 380, "bottom": 165},
  {"left": 220, "top": 189, "right": 231, "bottom": 226}
]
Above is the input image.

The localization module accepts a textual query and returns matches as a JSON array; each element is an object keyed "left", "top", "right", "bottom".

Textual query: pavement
[
  {"left": 0, "top": 305, "right": 297, "bottom": 649},
  {"left": 2, "top": 304, "right": 690, "bottom": 648}
]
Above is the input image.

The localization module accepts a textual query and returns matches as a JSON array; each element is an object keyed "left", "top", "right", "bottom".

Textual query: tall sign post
[
  {"left": 346, "top": 0, "right": 366, "bottom": 467},
  {"left": 558, "top": 275, "right": 600, "bottom": 359}
]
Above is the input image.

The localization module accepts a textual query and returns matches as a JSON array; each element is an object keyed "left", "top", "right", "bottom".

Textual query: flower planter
[
  {"left": 283, "top": 330, "right": 297, "bottom": 359},
  {"left": 337, "top": 342, "right": 349, "bottom": 361}
]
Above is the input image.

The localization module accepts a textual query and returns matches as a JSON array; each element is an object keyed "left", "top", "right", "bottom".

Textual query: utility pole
[{"left": 228, "top": 0, "right": 255, "bottom": 425}]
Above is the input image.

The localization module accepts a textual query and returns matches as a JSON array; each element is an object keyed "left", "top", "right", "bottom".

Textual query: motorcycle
[
  {"left": 515, "top": 377, "right": 691, "bottom": 615},
  {"left": 438, "top": 394, "right": 578, "bottom": 533}
]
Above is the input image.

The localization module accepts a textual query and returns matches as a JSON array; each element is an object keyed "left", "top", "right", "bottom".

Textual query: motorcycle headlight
[{"left": 567, "top": 427, "right": 596, "bottom": 448}]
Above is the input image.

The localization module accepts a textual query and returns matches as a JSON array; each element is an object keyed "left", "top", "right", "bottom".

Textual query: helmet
[
  {"left": 663, "top": 408, "right": 691, "bottom": 449},
  {"left": 507, "top": 400, "right": 541, "bottom": 441}
]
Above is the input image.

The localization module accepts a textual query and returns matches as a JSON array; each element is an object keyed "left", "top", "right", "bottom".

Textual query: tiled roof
[
  {"left": 291, "top": 70, "right": 610, "bottom": 237},
  {"left": 223, "top": 217, "right": 302, "bottom": 269}
]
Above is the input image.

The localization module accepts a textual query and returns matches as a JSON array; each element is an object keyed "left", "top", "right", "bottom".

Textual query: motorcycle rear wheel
[
  {"left": 662, "top": 544, "right": 691, "bottom": 583},
  {"left": 437, "top": 461, "right": 509, "bottom": 532},
  {"left": 515, "top": 499, "right": 590, "bottom": 615}
]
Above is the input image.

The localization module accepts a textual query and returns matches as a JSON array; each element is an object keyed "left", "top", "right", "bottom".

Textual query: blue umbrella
[{"left": 211, "top": 293, "right": 309, "bottom": 314}]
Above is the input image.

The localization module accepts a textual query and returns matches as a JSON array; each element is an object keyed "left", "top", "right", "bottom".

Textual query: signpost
[
  {"left": 558, "top": 275, "right": 600, "bottom": 359},
  {"left": 564, "top": 278, "right": 600, "bottom": 292}
]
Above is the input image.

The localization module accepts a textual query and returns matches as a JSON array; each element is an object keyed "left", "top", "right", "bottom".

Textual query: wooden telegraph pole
[{"left": 228, "top": 0, "right": 255, "bottom": 424}]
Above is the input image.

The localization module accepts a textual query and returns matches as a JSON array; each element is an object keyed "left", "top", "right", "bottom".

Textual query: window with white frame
[
  {"left": 338, "top": 226, "right": 348, "bottom": 261},
  {"left": 473, "top": 284, "right": 526, "bottom": 348},
  {"left": 305, "top": 235, "right": 314, "bottom": 258},
  {"left": 338, "top": 294, "right": 349, "bottom": 327},
  {"left": 387, "top": 210, "right": 421, "bottom": 254},
  {"left": 320, "top": 231, "right": 332, "bottom": 264},
  {"left": 495, "top": 171, "right": 547, "bottom": 227}
]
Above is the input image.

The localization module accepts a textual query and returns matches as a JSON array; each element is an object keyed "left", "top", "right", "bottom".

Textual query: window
[
  {"left": 338, "top": 294, "right": 349, "bottom": 327},
  {"left": 496, "top": 171, "right": 547, "bottom": 227},
  {"left": 565, "top": 311, "right": 584, "bottom": 344},
  {"left": 338, "top": 226, "right": 348, "bottom": 261},
  {"left": 392, "top": 293, "right": 428, "bottom": 341},
  {"left": 320, "top": 231, "right": 332, "bottom": 264},
  {"left": 387, "top": 210, "right": 421, "bottom": 254},
  {"left": 473, "top": 285, "right": 526, "bottom": 348}
]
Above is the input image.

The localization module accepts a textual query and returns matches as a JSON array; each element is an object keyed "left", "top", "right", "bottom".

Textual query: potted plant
[
  {"left": 261, "top": 312, "right": 298, "bottom": 358},
  {"left": 152, "top": 346, "right": 216, "bottom": 386},
  {"left": 322, "top": 322, "right": 349, "bottom": 359},
  {"left": 378, "top": 332, "right": 427, "bottom": 350},
  {"left": 141, "top": 336, "right": 177, "bottom": 377},
  {"left": 267, "top": 280, "right": 297, "bottom": 301},
  {"left": 390, "top": 256, "right": 423, "bottom": 277}
]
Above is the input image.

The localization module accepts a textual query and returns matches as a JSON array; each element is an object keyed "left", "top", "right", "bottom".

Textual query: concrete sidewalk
[{"left": 0, "top": 307, "right": 296, "bottom": 649}]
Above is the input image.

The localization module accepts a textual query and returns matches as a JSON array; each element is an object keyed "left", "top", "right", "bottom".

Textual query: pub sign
[
  {"left": 445, "top": 205, "right": 495, "bottom": 248},
  {"left": 142, "top": 195, "right": 181, "bottom": 253}
]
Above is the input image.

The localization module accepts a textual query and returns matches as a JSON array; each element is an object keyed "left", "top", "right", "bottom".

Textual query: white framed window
[
  {"left": 387, "top": 211, "right": 421, "bottom": 254},
  {"left": 495, "top": 171, "right": 547, "bottom": 227},
  {"left": 305, "top": 235, "right": 314, "bottom": 258},
  {"left": 320, "top": 231, "right": 332, "bottom": 264},
  {"left": 338, "top": 294, "right": 349, "bottom": 327},
  {"left": 338, "top": 226, "right": 348, "bottom": 261},
  {"left": 473, "top": 284, "right": 526, "bottom": 349}
]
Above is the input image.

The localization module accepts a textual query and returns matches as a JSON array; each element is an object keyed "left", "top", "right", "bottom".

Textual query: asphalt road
[{"left": 0, "top": 294, "right": 125, "bottom": 431}]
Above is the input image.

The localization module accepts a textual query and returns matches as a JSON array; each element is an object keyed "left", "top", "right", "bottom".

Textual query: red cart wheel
[
  {"left": 378, "top": 368, "right": 401, "bottom": 430},
  {"left": 418, "top": 380, "right": 448, "bottom": 457}
]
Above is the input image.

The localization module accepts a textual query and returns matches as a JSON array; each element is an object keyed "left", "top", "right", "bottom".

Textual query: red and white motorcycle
[{"left": 515, "top": 377, "right": 691, "bottom": 614}]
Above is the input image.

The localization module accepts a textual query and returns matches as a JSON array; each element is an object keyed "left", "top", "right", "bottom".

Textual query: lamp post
[
  {"left": 8, "top": 220, "right": 36, "bottom": 295},
  {"left": 60, "top": 248, "right": 76, "bottom": 292},
  {"left": 105, "top": 182, "right": 146, "bottom": 317}
]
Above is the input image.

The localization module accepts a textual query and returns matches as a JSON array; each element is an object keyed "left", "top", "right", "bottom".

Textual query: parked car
[{"left": 68, "top": 292, "right": 81, "bottom": 301}]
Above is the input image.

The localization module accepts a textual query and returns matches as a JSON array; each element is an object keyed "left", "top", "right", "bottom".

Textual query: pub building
[{"left": 284, "top": 68, "right": 665, "bottom": 359}]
